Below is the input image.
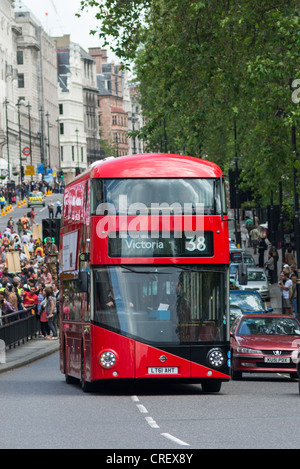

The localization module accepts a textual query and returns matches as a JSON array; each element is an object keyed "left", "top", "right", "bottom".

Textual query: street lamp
[
  {"left": 75, "top": 128, "right": 79, "bottom": 174},
  {"left": 26, "top": 102, "right": 32, "bottom": 166},
  {"left": 46, "top": 111, "right": 51, "bottom": 168},
  {"left": 16, "top": 99, "right": 23, "bottom": 184},
  {"left": 4, "top": 99, "right": 10, "bottom": 180}
]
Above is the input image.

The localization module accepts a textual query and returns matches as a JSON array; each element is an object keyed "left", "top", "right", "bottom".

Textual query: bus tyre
[
  {"left": 81, "top": 351, "right": 93, "bottom": 393},
  {"left": 201, "top": 381, "right": 222, "bottom": 393}
]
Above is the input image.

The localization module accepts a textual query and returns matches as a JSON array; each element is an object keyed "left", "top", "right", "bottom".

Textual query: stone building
[
  {"left": 15, "top": 8, "right": 59, "bottom": 181},
  {"left": 55, "top": 35, "right": 100, "bottom": 181},
  {"left": 89, "top": 48, "right": 129, "bottom": 157}
]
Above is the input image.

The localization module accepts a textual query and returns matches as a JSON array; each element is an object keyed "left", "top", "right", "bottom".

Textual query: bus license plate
[
  {"left": 264, "top": 357, "right": 290, "bottom": 363},
  {"left": 148, "top": 367, "right": 178, "bottom": 375}
]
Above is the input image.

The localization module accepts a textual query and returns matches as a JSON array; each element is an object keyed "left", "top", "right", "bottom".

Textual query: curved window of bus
[
  {"left": 92, "top": 265, "right": 228, "bottom": 344},
  {"left": 91, "top": 178, "right": 223, "bottom": 215}
]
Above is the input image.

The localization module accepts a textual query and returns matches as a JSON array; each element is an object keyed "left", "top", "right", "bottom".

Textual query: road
[
  {"left": 0, "top": 192, "right": 63, "bottom": 233},
  {"left": 0, "top": 350, "right": 300, "bottom": 450}
]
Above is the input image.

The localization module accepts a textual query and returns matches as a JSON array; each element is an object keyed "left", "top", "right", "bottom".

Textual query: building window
[
  {"left": 60, "top": 146, "right": 63, "bottom": 161},
  {"left": 17, "top": 51, "right": 23, "bottom": 65},
  {"left": 72, "top": 146, "right": 74, "bottom": 161},
  {"left": 81, "top": 147, "right": 84, "bottom": 162},
  {"left": 59, "top": 103, "right": 63, "bottom": 115},
  {"left": 17, "top": 73, "right": 24, "bottom": 88},
  {"left": 60, "top": 123, "right": 64, "bottom": 135}
]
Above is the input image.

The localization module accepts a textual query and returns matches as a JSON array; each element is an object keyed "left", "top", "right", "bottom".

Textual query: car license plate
[
  {"left": 148, "top": 367, "right": 178, "bottom": 375},
  {"left": 264, "top": 357, "right": 290, "bottom": 363}
]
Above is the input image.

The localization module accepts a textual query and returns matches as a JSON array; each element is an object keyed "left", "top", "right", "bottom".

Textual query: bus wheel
[
  {"left": 201, "top": 381, "right": 222, "bottom": 393},
  {"left": 81, "top": 351, "right": 93, "bottom": 393}
]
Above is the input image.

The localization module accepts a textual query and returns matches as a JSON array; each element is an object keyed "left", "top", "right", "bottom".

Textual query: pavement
[
  {"left": 0, "top": 245, "right": 285, "bottom": 375},
  {"left": 0, "top": 334, "right": 59, "bottom": 374}
]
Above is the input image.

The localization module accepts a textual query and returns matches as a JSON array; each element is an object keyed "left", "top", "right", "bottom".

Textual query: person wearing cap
[{"left": 44, "top": 237, "right": 58, "bottom": 281}]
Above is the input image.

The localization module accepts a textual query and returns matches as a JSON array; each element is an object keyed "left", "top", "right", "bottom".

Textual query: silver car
[{"left": 235, "top": 267, "right": 270, "bottom": 301}]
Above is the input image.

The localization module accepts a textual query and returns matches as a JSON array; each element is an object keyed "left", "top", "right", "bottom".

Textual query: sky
[{"left": 15, "top": 0, "right": 117, "bottom": 58}]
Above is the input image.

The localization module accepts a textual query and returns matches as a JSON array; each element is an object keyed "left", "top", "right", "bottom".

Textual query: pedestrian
[
  {"left": 265, "top": 252, "right": 275, "bottom": 283},
  {"left": 22, "top": 285, "right": 38, "bottom": 312},
  {"left": 55, "top": 200, "right": 62, "bottom": 218},
  {"left": 277, "top": 271, "right": 293, "bottom": 315},
  {"left": 21, "top": 214, "right": 29, "bottom": 230},
  {"left": 5, "top": 283, "right": 18, "bottom": 312},
  {"left": 43, "top": 286, "right": 58, "bottom": 339},
  {"left": 39, "top": 288, "right": 50, "bottom": 339},
  {"left": 0, "top": 290, "right": 16, "bottom": 324},
  {"left": 291, "top": 273, "right": 298, "bottom": 318},
  {"left": 258, "top": 237, "right": 267, "bottom": 268},
  {"left": 269, "top": 244, "right": 279, "bottom": 282},
  {"left": 44, "top": 237, "right": 58, "bottom": 281},
  {"left": 16, "top": 218, "right": 23, "bottom": 236},
  {"left": 41, "top": 265, "right": 52, "bottom": 286},
  {"left": 285, "top": 247, "right": 297, "bottom": 269},
  {"left": 7, "top": 216, "right": 14, "bottom": 231},
  {"left": 250, "top": 227, "right": 259, "bottom": 254},
  {"left": 29, "top": 208, "right": 36, "bottom": 226},
  {"left": 48, "top": 199, "right": 54, "bottom": 219}
]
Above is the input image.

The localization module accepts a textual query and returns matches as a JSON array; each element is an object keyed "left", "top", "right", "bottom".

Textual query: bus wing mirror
[{"left": 78, "top": 271, "right": 89, "bottom": 293}]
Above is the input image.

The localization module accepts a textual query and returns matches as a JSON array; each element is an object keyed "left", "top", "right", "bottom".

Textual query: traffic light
[
  {"left": 75, "top": 167, "right": 80, "bottom": 176},
  {"left": 58, "top": 170, "right": 63, "bottom": 179},
  {"left": 42, "top": 218, "right": 61, "bottom": 247},
  {"left": 21, "top": 165, "right": 24, "bottom": 181}
]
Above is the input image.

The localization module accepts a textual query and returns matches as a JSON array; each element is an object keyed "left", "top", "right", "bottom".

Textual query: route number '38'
[{"left": 185, "top": 235, "right": 206, "bottom": 252}]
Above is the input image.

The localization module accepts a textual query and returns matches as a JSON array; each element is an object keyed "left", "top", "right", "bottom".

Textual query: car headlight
[
  {"left": 207, "top": 348, "right": 226, "bottom": 368},
  {"left": 237, "top": 347, "right": 262, "bottom": 354},
  {"left": 99, "top": 350, "right": 117, "bottom": 369}
]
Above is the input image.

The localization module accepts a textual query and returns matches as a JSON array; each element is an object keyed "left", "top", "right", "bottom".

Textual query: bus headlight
[
  {"left": 99, "top": 350, "right": 117, "bottom": 369},
  {"left": 207, "top": 348, "right": 226, "bottom": 369}
]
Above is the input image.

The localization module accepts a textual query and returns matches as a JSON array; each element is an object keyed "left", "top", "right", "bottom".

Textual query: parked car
[
  {"left": 235, "top": 267, "right": 270, "bottom": 301},
  {"left": 230, "top": 314, "right": 300, "bottom": 380},
  {"left": 229, "top": 290, "right": 273, "bottom": 314}
]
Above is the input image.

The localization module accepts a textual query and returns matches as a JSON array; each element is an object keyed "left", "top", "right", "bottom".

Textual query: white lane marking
[
  {"left": 136, "top": 404, "right": 148, "bottom": 413},
  {"left": 145, "top": 416, "right": 160, "bottom": 429},
  {"left": 39, "top": 207, "right": 47, "bottom": 212},
  {"left": 161, "top": 433, "right": 190, "bottom": 446},
  {"left": 131, "top": 395, "right": 139, "bottom": 402}
]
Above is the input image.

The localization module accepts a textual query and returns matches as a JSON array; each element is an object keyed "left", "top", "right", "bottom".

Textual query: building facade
[
  {"left": 15, "top": 8, "right": 59, "bottom": 181},
  {"left": 56, "top": 35, "right": 100, "bottom": 182},
  {"left": 89, "top": 48, "right": 129, "bottom": 157}
]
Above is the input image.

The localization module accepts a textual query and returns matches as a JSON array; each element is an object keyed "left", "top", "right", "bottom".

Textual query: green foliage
[{"left": 79, "top": 0, "right": 300, "bottom": 204}]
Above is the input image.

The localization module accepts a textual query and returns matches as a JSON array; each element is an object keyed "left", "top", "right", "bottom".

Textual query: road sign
[{"left": 22, "top": 147, "right": 31, "bottom": 156}]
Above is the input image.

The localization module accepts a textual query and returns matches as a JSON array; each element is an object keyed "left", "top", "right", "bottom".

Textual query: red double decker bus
[{"left": 59, "top": 153, "right": 231, "bottom": 392}]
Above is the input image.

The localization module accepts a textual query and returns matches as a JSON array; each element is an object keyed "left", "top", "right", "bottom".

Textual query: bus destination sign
[{"left": 108, "top": 231, "right": 214, "bottom": 258}]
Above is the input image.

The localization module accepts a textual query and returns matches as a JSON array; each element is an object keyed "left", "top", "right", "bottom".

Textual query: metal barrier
[{"left": 0, "top": 309, "right": 41, "bottom": 349}]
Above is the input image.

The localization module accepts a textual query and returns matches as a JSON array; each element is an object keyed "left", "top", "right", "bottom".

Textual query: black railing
[{"left": 0, "top": 308, "right": 41, "bottom": 349}]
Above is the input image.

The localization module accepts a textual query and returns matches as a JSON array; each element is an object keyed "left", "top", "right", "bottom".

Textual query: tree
[{"left": 78, "top": 0, "right": 300, "bottom": 203}]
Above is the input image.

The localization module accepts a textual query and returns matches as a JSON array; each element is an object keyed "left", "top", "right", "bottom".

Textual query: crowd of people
[
  {"left": 238, "top": 215, "right": 299, "bottom": 319},
  {"left": 0, "top": 206, "right": 60, "bottom": 340}
]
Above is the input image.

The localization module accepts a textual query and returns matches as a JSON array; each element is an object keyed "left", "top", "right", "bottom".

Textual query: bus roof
[{"left": 86, "top": 153, "right": 223, "bottom": 179}]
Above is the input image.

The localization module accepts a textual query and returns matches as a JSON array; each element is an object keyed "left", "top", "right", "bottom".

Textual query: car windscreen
[
  {"left": 238, "top": 317, "right": 300, "bottom": 335},
  {"left": 230, "top": 293, "right": 263, "bottom": 311}
]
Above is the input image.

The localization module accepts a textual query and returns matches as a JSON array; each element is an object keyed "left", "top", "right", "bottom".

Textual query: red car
[{"left": 230, "top": 314, "right": 300, "bottom": 380}]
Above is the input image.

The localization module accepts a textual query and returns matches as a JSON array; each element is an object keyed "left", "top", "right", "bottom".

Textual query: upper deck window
[{"left": 91, "top": 178, "right": 226, "bottom": 216}]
